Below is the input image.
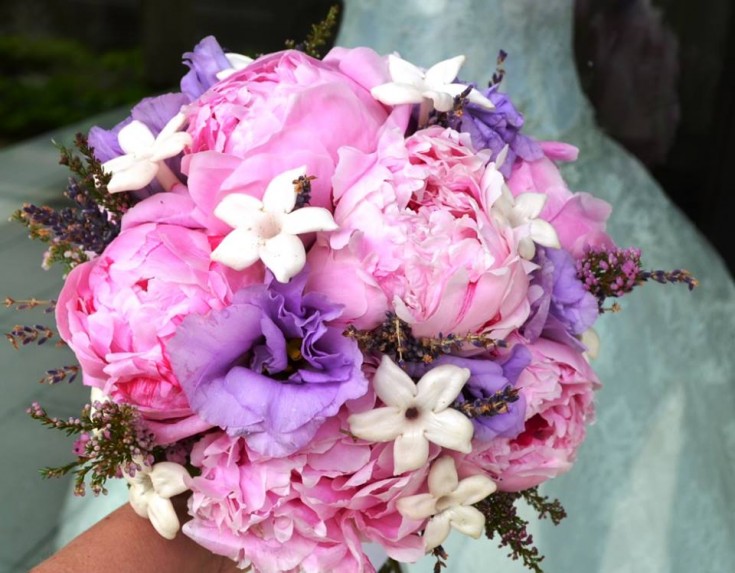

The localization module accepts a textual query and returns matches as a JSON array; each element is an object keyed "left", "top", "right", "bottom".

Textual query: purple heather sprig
[{"left": 28, "top": 400, "right": 158, "bottom": 496}]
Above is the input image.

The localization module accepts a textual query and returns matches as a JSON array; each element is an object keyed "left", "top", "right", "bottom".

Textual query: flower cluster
[{"left": 15, "top": 25, "right": 695, "bottom": 573}]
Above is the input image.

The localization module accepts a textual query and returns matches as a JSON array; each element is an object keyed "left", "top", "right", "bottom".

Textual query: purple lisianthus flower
[
  {"left": 451, "top": 84, "right": 543, "bottom": 177},
  {"left": 167, "top": 271, "right": 367, "bottom": 457},
  {"left": 180, "top": 36, "right": 232, "bottom": 101},
  {"left": 523, "top": 247, "right": 599, "bottom": 349}
]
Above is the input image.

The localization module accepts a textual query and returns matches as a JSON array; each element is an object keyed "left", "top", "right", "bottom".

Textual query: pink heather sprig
[
  {"left": 476, "top": 488, "right": 567, "bottom": 573},
  {"left": 577, "top": 246, "right": 642, "bottom": 306},
  {"left": 28, "top": 400, "right": 158, "bottom": 496},
  {"left": 578, "top": 246, "right": 698, "bottom": 310}
]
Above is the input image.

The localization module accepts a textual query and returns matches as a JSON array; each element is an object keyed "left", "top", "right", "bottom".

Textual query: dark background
[{"left": 1, "top": 0, "right": 732, "bottom": 275}]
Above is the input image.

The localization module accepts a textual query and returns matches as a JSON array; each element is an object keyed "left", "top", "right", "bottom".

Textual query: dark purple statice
[
  {"left": 449, "top": 83, "right": 544, "bottom": 177},
  {"left": 168, "top": 270, "right": 368, "bottom": 457},
  {"left": 523, "top": 247, "right": 599, "bottom": 350}
]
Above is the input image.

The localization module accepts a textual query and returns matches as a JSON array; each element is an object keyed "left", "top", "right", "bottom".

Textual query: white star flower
[
  {"left": 371, "top": 54, "right": 493, "bottom": 126},
  {"left": 124, "top": 459, "right": 190, "bottom": 540},
  {"left": 101, "top": 112, "right": 191, "bottom": 194},
  {"left": 348, "top": 355, "right": 474, "bottom": 475},
  {"left": 215, "top": 52, "right": 254, "bottom": 80},
  {"left": 397, "top": 456, "right": 497, "bottom": 552},
  {"left": 492, "top": 186, "right": 560, "bottom": 260},
  {"left": 210, "top": 166, "right": 338, "bottom": 282}
]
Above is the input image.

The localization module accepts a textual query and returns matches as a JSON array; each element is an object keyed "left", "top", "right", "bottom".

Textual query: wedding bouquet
[{"left": 10, "top": 12, "right": 696, "bottom": 573}]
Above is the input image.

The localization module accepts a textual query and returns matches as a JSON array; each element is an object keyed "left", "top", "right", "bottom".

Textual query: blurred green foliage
[{"left": 0, "top": 36, "right": 146, "bottom": 144}]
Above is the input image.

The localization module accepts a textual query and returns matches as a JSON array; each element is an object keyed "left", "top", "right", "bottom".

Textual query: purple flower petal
[
  {"left": 180, "top": 36, "right": 231, "bottom": 101},
  {"left": 451, "top": 84, "right": 543, "bottom": 176},
  {"left": 522, "top": 247, "right": 600, "bottom": 349}
]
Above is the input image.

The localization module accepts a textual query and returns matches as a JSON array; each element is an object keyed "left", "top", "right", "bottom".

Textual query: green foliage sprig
[{"left": 285, "top": 5, "right": 340, "bottom": 58}]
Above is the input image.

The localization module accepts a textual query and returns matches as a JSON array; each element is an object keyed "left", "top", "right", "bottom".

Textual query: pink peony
[
  {"left": 55, "top": 221, "right": 258, "bottom": 443},
  {"left": 183, "top": 48, "right": 406, "bottom": 234},
  {"left": 185, "top": 404, "right": 427, "bottom": 573},
  {"left": 316, "top": 125, "right": 531, "bottom": 338},
  {"left": 507, "top": 141, "right": 615, "bottom": 258},
  {"left": 468, "top": 337, "right": 600, "bottom": 491}
]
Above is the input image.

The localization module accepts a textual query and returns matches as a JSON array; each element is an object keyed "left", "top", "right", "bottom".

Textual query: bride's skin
[{"left": 31, "top": 499, "right": 240, "bottom": 573}]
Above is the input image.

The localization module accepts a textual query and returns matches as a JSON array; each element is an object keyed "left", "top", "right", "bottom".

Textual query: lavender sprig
[
  {"left": 490, "top": 49, "right": 508, "bottom": 87},
  {"left": 453, "top": 385, "right": 520, "bottom": 419},
  {"left": 430, "top": 85, "right": 473, "bottom": 128},
  {"left": 28, "top": 400, "right": 158, "bottom": 496},
  {"left": 345, "top": 313, "right": 501, "bottom": 365},
  {"left": 430, "top": 546, "right": 449, "bottom": 573},
  {"left": 5, "top": 324, "right": 55, "bottom": 349},
  {"left": 3, "top": 297, "right": 56, "bottom": 313},
  {"left": 637, "top": 268, "right": 699, "bottom": 290},
  {"left": 38, "top": 365, "right": 79, "bottom": 385},
  {"left": 13, "top": 133, "right": 132, "bottom": 272}
]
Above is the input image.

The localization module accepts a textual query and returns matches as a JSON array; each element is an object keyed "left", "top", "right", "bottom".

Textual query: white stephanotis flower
[
  {"left": 397, "top": 456, "right": 497, "bottom": 551},
  {"left": 348, "top": 355, "right": 474, "bottom": 475},
  {"left": 492, "top": 185, "right": 560, "bottom": 260},
  {"left": 215, "top": 52, "right": 254, "bottom": 80},
  {"left": 371, "top": 54, "right": 493, "bottom": 125},
  {"left": 581, "top": 328, "right": 600, "bottom": 360},
  {"left": 124, "top": 459, "right": 190, "bottom": 540},
  {"left": 101, "top": 112, "right": 191, "bottom": 193},
  {"left": 210, "top": 166, "right": 338, "bottom": 283}
]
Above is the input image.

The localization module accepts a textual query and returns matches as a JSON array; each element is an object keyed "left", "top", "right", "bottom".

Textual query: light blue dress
[
  {"left": 338, "top": 1, "right": 735, "bottom": 572},
  {"left": 57, "top": 2, "right": 735, "bottom": 572}
]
